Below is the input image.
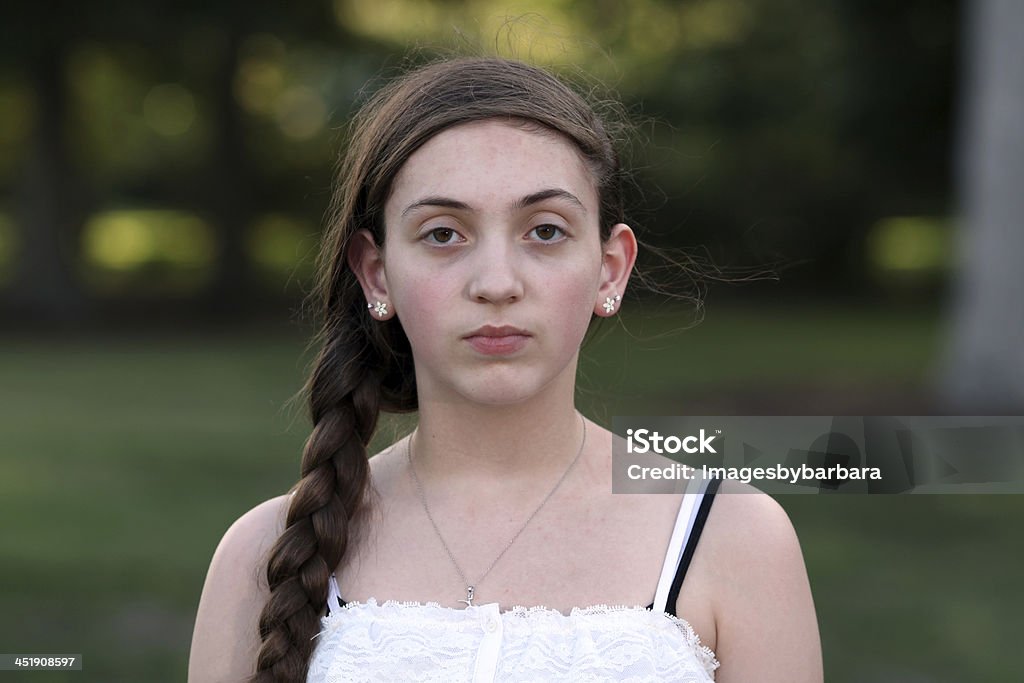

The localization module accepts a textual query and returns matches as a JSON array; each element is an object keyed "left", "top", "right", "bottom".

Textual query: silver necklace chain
[{"left": 406, "top": 413, "right": 587, "bottom": 607}]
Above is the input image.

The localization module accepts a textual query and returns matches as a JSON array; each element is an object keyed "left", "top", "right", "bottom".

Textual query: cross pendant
[{"left": 459, "top": 585, "right": 475, "bottom": 607}]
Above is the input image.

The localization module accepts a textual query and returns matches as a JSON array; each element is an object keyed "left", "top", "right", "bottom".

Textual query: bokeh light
[
  {"left": 867, "top": 216, "right": 952, "bottom": 285},
  {"left": 247, "top": 213, "right": 317, "bottom": 287},
  {"left": 143, "top": 83, "right": 197, "bottom": 137},
  {"left": 80, "top": 209, "right": 216, "bottom": 293}
]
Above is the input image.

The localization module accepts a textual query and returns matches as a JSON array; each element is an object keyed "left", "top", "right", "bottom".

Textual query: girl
[{"left": 189, "top": 56, "right": 822, "bottom": 682}]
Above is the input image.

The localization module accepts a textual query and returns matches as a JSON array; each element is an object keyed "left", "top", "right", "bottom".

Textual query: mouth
[{"left": 463, "top": 325, "right": 532, "bottom": 355}]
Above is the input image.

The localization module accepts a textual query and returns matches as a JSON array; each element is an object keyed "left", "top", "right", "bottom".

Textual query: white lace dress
[
  {"left": 307, "top": 477, "right": 721, "bottom": 683},
  {"left": 307, "top": 597, "right": 717, "bottom": 682}
]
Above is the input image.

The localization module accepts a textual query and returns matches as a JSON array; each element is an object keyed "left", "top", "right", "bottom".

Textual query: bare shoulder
[
  {"left": 188, "top": 494, "right": 292, "bottom": 683},
  {"left": 365, "top": 438, "right": 409, "bottom": 496},
  {"left": 700, "top": 481, "right": 823, "bottom": 683},
  {"left": 704, "top": 480, "right": 803, "bottom": 565}
]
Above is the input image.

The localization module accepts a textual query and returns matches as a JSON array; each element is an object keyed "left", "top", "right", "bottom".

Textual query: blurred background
[{"left": 2, "top": 0, "right": 1022, "bottom": 680}]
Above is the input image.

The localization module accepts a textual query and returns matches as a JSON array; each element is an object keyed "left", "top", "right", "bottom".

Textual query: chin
[
  {"left": 446, "top": 372, "right": 555, "bottom": 407},
  {"left": 459, "top": 383, "right": 541, "bottom": 407},
  {"left": 419, "top": 358, "right": 577, "bottom": 408}
]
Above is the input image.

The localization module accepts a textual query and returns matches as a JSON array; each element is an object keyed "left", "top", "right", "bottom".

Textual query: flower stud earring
[
  {"left": 368, "top": 300, "right": 389, "bottom": 318},
  {"left": 602, "top": 293, "right": 621, "bottom": 314}
]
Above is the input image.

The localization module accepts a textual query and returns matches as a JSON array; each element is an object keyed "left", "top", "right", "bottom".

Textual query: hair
[{"left": 250, "top": 56, "right": 627, "bottom": 682}]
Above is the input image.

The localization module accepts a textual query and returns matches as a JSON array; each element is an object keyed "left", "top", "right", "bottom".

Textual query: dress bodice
[
  {"left": 307, "top": 597, "right": 718, "bottom": 682},
  {"left": 307, "top": 475, "right": 722, "bottom": 682}
]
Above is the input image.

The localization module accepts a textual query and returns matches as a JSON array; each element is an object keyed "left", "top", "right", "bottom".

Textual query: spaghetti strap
[
  {"left": 325, "top": 573, "right": 346, "bottom": 617},
  {"left": 650, "top": 472, "right": 720, "bottom": 616}
]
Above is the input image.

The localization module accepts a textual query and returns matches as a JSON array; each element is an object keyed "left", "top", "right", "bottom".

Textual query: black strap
[
  {"left": 662, "top": 477, "right": 720, "bottom": 617},
  {"left": 324, "top": 594, "right": 346, "bottom": 617}
]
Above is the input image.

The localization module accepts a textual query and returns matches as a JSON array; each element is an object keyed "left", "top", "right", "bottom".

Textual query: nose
[{"left": 466, "top": 238, "right": 525, "bottom": 305}]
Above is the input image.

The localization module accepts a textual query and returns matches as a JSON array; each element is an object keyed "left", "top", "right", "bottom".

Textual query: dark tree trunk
[
  {"left": 201, "top": 27, "right": 254, "bottom": 316},
  {"left": 5, "top": 43, "right": 91, "bottom": 323}
]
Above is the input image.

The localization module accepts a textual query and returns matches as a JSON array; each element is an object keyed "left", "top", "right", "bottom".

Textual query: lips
[{"left": 463, "top": 325, "right": 531, "bottom": 355}]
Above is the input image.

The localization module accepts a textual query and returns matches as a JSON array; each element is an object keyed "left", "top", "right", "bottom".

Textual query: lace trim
[
  {"left": 317, "top": 597, "right": 720, "bottom": 674},
  {"left": 664, "top": 612, "right": 720, "bottom": 673},
  {"left": 505, "top": 602, "right": 719, "bottom": 673}
]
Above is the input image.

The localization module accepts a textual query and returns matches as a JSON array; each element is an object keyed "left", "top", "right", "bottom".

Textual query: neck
[{"left": 410, "top": 384, "right": 585, "bottom": 490}]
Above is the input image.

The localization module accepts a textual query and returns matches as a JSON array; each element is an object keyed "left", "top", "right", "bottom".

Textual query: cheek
[
  {"left": 393, "top": 283, "right": 450, "bottom": 339},
  {"left": 385, "top": 256, "right": 457, "bottom": 343},
  {"left": 548, "top": 264, "right": 601, "bottom": 340},
  {"left": 398, "top": 280, "right": 447, "bottom": 310}
]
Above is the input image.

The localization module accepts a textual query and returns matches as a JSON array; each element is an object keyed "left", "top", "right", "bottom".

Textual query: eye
[
  {"left": 528, "top": 224, "right": 566, "bottom": 242},
  {"left": 423, "top": 227, "right": 462, "bottom": 245}
]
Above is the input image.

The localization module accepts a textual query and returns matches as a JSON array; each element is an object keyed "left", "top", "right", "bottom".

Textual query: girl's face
[{"left": 370, "top": 119, "right": 625, "bottom": 406}]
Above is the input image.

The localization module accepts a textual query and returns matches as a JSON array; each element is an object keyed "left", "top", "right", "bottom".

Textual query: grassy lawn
[{"left": 1, "top": 304, "right": 1019, "bottom": 682}]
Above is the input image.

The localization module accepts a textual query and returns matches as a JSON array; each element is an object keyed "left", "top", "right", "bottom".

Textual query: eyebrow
[{"left": 400, "top": 187, "right": 587, "bottom": 217}]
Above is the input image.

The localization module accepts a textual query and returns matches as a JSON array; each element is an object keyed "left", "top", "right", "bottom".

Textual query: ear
[
  {"left": 595, "top": 223, "right": 638, "bottom": 317},
  {"left": 347, "top": 229, "right": 395, "bottom": 319}
]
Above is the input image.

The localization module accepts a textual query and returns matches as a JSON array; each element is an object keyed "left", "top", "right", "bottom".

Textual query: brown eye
[
  {"left": 428, "top": 228, "right": 455, "bottom": 243},
  {"left": 530, "top": 225, "right": 565, "bottom": 241}
]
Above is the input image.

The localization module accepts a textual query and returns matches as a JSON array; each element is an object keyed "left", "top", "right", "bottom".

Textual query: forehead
[{"left": 385, "top": 119, "right": 599, "bottom": 216}]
